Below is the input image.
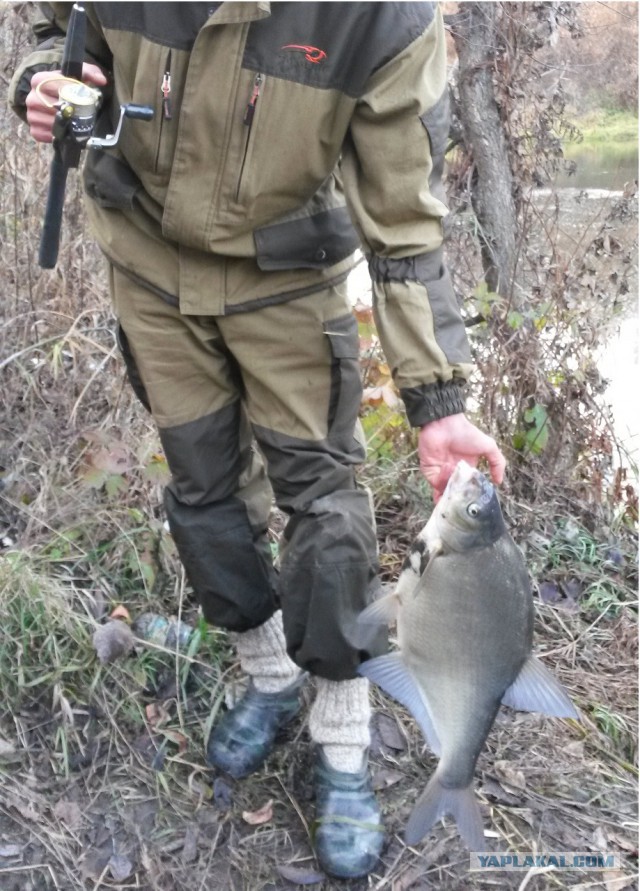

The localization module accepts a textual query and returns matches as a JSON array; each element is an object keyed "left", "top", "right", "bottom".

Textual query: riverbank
[
  {"left": 570, "top": 108, "right": 638, "bottom": 144},
  {"left": 556, "top": 110, "right": 638, "bottom": 192}
]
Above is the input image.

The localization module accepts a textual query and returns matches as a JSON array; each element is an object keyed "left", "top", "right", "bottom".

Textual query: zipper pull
[
  {"left": 161, "top": 71, "right": 172, "bottom": 120},
  {"left": 243, "top": 73, "right": 263, "bottom": 126}
]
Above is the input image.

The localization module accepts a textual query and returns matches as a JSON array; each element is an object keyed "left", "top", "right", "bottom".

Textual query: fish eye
[{"left": 467, "top": 503, "right": 481, "bottom": 518}]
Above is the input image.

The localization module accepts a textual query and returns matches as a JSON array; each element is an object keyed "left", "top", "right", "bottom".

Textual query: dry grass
[{"left": 1, "top": 7, "right": 637, "bottom": 891}]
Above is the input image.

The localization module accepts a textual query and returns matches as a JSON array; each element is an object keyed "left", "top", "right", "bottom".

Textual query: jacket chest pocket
[
  {"left": 154, "top": 50, "right": 175, "bottom": 175},
  {"left": 114, "top": 43, "right": 181, "bottom": 184},
  {"left": 234, "top": 72, "right": 265, "bottom": 205}
]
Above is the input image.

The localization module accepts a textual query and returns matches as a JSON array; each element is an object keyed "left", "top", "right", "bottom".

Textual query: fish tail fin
[{"left": 405, "top": 773, "right": 485, "bottom": 851}]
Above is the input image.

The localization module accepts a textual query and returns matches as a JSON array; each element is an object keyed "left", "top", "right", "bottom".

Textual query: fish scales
[
  {"left": 401, "top": 537, "right": 532, "bottom": 789},
  {"left": 358, "top": 460, "right": 578, "bottom": 850}
]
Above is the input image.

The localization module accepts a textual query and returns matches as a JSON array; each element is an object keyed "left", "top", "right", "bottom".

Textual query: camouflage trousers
[{"left": 111, "top": 266, "right": 385, "bottom": 680}]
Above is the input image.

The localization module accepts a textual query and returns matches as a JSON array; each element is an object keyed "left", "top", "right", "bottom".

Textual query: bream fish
[{"left": 358, "top": 460, "right": 578, "bottom": 850}]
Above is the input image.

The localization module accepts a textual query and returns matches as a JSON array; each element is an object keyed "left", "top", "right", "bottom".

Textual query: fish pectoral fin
[
  {"left": 358, "top": 592, "right": 401, "bottom": 628},
  {"left": 347, "top": 592, "right": 401, "bottom": 650},
  {"left": 502, "top": 656, "right": 579, "bottom": 719},
  {"left": 405, "top": 773, "right": 484, "bottom": 851},
  {"left": 395, "top": 533, "right": 443, "bottom": 602},
  {"left": 357, "top": 652, "right": 441, "bottom": 756},
  {"left": 411, "top": 544, "right": 443, "bottom": 598}
]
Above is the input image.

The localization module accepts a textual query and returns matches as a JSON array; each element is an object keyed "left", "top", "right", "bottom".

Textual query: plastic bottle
[{"left": 133, "top": 612, "right": 194, "bottom": 649}]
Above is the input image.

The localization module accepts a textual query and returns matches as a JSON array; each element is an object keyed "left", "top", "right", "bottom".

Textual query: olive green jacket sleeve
[
  {"left": 341, "top": 5, "right": 473, "bottom": 427},
  {"left": 8, "top": 2, "right": 111, "bottom": 121}
]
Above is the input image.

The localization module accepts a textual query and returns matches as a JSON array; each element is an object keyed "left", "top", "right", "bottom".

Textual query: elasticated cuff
[{"left": 400, "top": 378, "right": 466, "bottom": 427}]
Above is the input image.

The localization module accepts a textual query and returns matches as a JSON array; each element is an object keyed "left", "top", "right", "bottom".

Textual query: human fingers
[
  {"left": 27, "top": 71, "right": 62, "bottom": 142},
  {"left": 27, "top": 66, "right": 107, "bottom": 143},
  {"left": 481, "top": 438, "right": 506, "bottom": 486},
  {"left": 80, "top": 62, "right": 108, "bottom": 87}
]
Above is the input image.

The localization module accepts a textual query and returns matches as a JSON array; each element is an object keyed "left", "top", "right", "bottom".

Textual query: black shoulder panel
[
  {"left": 243, "top": 2, "right": 435, "bottom": 97},
  {"left": 94, "top": 2, "right": 214, "bottom": 51}
]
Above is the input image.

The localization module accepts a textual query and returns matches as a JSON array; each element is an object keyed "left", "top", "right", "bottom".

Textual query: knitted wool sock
[
  {"left": 309, "top": 677, "right": 371, "bottom": 773},
  {"left": 231, "top": 610, "right": 302, "bottom": 694}
]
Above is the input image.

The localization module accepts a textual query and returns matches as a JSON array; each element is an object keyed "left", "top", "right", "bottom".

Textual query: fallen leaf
[
  {"left": 108, "top": 854, "right": 134, "bottom": 881},
  {"left": 159, "top": 728, "right": 188, "bottom": 754},
  {"left": 81, "top": 466, "right": 109, "bottom": 489},
  {"left": 91, "top": 445, "right": 134, "bottom": 475},
  {"left": 145, "top": 703, "right": 170, "bottom": 727},
  {"left": 480, "top": 777, "right": 521, "bottom": 805},
  {"left": 494, "top": 761, "right": 526, "bottom": 791},
  {"left": 180, "top": 824, "right": 199, "bottom": 864},
  {"left": 93, "top": 620, "right": 135, "bottom": 663},
  {"left": 591, "top": 825, "right": 609, "bottom": 851},
  {"left": 606, "top": 829, "right": 638, "bottom": 853},
  {"left": 372, "top": 765, "right": 405, "bottom": 790},
  {"left": 538, "top": 581, "right": 561, "bottom": 603},
  {"left": 110, "top": 604, "right": 131, "bottom": 622},
  {"left": 376, "top": 713, "right": 406, "bottom": 751},
  {"left": 53, "top": 799, "right": 83, "bottom": 829},
  {"left": 362, "top": 386, "right": 384, "bottom": 406},
  {"left": 79, "top": 849, "right": 112, "bottom": 880},
  {"left": 276, "top": 863, "right": 325, "bottom": 885},
  {"left": 353, "top": 301, "right": 373, "bottom": 323},
  {"left": 381, "top": 383, "right": 400, "bottom": 408},
  {"left": 242, "top": 799, "right": 273, "bottom": 826}
]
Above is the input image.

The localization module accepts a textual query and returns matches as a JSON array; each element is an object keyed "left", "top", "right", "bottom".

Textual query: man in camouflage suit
[{"left": 11, "top": 2, "right": 505, "bottom": 878}]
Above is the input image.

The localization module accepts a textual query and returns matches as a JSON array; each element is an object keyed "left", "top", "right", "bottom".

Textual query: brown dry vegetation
[{"left": 0, "top": 5, "right": 638, "bottom": 891}]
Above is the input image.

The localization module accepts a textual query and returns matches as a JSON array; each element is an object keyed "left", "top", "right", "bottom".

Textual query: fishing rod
[{"left": 38, "top": 3, "right": 153, "bottom": 268}]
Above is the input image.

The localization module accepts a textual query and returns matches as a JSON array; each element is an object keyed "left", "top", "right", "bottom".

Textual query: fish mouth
[{"left": 446, "top": 461, "right": 491, "bottom": 501}]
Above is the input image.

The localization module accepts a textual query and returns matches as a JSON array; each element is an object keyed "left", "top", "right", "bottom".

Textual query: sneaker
[
  {"left": 314, "top": 747, "right": 385, "bottom": 878},
  {"left": 206, "top": 674, "right": 306, "bottom": 779}
]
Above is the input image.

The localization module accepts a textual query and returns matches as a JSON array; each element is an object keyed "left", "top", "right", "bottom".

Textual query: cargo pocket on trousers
[
  {"left": 116, "top": 324, "right": 152, "bottom": 413},
  {"left": 323, "top": 313, "right": 363, "bottom": 449}
]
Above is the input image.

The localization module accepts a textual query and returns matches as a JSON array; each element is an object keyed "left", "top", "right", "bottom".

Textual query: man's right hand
[{"left": 26, "top": 64, "right": 107, "bottom": 143}]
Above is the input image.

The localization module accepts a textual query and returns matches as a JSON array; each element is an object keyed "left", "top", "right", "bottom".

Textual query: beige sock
[
  {"left": 309, "top": 677, "right": 371, "bottom": 773},
  {"left": 231, "top": 610, "right": 302, "bottom": 693}
]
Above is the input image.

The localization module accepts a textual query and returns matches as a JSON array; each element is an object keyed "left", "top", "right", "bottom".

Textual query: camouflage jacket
[{"left": 10, "top": 1, "right": 472, "bottom": 425}]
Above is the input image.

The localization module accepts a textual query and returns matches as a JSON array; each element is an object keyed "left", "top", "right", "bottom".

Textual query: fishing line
[{"left": 34, "top": 75, "right": 86, "bottom": 108}]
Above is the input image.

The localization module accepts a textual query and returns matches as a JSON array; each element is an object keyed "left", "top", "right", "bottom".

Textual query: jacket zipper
[
  {"left": 235, "top": 73, "right": 264, "bottom": 201},
  {"left": 161, "top": 68, "right": 172, "bottom": 120},
  {"left": 155, "top": 50, "right": 172, "bottom": 172}
]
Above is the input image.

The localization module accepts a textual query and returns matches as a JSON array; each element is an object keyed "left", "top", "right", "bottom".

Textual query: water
[
  {"left": 554, "top": 141, "right": 638, "bottom": 191},
  {"left": 598, "top": 314, "right": 639, "bottom": 466}
]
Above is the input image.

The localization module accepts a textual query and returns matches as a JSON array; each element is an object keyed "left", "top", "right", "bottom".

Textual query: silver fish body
[{"left": 358, "top": 461, "right": 577, "bottom": 850}]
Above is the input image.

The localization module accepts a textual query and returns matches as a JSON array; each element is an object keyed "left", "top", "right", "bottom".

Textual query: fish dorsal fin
[
  {"left": 358, "top": 652, "right": 441, "bottom": 756},
  {"left": 502, "top": 656, "right": 579, "bottom": 718}
]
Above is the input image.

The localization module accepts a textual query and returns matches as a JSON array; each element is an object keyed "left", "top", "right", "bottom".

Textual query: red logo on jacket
[{"left": 281, "top": 44, "right": 327, "bottom": 64}]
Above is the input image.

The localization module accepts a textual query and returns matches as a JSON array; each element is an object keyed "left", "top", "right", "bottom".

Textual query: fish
[{"left": 357, "top": 460, "right": 578, "bottom": 850}]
